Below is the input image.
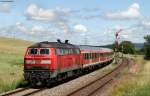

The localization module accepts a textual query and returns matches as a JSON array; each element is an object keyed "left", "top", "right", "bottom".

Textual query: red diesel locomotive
[{"left": 24, "top": 40, "right": 114, "bottom": 86}]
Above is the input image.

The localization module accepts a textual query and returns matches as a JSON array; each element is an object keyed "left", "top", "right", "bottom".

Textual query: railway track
[
  {"left": 67, "top": 58, "right": 129, "bottom": 96},
  {"left": 0, "top": 87, "right": 45, "bottom": 96},
  {"left": 1, "top": 58, "right": 130, "bottom": 96}
]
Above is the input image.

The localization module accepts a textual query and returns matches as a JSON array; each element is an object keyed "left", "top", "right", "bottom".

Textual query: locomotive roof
[{"left": 29, "top": 41, "right": 79, "bottom": 49}]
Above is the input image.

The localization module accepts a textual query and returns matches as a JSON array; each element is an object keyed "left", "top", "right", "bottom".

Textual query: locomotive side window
[
  {"left": 60, "top": 49, "right": 64, "bottom": 55},
  {"left": 68, "top": 49, "right": 71, "bottom": 54},
  {"left": 40, "top": 49, "right": 49, "bottom": 55},
  {"left": 64, "top": 49, "right": 66, "bottom": 54},
  {"left": 76, "top": 49, "right": 80, "bottom": 54},
  {"left": 63, "top": 49, "right": 67, "bottom": 54},
  {"left": 55, "top": 48, "right": 69, "bottom": 55},
  {"left": 55, "top": 48, "right": 60, "bottom": 55},
  {"left": 28, "top": 48, "right": 38, "bottom": 55},
  {"left": 57, "top": 49, "right": 63, "bottom": 55},
  {"left": 68, "top": 49, "right": 72, "bottom": 54},
  {"left": 74, "top": 49, "right": 77, "bottom": 54},
  {"left": 55, "top": 48, "right": 80, "bottom": 55}
]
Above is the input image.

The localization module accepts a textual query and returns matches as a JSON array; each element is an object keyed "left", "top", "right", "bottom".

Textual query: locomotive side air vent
[
  {"left": 57, "top": 39, "right": 61, "bottom": 43},
  {"left": 65, "top": 40, "right": 69, "bottom": 44}
]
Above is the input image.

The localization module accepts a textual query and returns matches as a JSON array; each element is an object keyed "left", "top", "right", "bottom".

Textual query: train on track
[{"left": 24, "top": 40, "right": 114, "bottom": 86}]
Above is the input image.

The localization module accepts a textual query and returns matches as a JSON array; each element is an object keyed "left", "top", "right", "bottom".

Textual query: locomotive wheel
[{"left": 29, "top": 80, "right": 37, "bottom": 87}]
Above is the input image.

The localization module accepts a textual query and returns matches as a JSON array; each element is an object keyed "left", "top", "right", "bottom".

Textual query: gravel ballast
[{"left": 31, "top": 63, "right": 118, "bottom": 96}]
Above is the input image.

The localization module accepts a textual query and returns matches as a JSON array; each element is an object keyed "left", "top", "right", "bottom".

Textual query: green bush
[{"left": 119, "top": 41, "right": 135, "bottom": 54}]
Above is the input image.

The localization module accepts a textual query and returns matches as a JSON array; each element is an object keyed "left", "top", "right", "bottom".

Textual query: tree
[
  {"left": 144, "top": 35, "right": 150, "bottom": 59},
  {"left": 144, "top": 35, "right": 150, "bottom": 43},
  {"left": 119, "top": 41, "right": 135, "bottom": 54}
]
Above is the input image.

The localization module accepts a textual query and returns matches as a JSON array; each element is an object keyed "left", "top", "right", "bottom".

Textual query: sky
[{"left": 0, "top": 0, "right": 150, "bottom": 45}]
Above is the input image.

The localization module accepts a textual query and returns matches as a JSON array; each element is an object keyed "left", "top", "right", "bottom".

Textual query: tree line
[{"left": 111, "top": 35, "right": 150, "bottom": 59}]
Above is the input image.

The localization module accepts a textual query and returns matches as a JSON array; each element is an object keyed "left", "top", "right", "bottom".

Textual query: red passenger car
[{"left": 79, "top": 46, "right": 114, "bottom": 68}]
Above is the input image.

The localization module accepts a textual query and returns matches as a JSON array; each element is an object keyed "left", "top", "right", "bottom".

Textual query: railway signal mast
[{"left": 114, "top": 29, "right": 123, "bottom": 63}]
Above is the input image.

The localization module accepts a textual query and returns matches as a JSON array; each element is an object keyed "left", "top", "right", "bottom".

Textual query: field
[
  {"left": 109, "top": 55, "right": 150, "bottom": 96},
  {"left": 0, "top": 37, "right": 149, "bottom": 95},
  {"left": 0, "top": 37, "right": 32, "bottom": 93}
]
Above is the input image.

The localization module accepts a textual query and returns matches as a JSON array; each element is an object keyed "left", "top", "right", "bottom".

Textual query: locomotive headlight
[
  {"left": 41, "top": 60, "right": 51, "bottom": 64},
  {"left": 25, "top": 60, "right": 35, "bottom": 64}
]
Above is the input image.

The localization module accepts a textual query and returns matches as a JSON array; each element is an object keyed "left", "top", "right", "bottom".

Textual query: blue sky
[{"left": 0, "top": 0, "right": 150, "bottom": 45}]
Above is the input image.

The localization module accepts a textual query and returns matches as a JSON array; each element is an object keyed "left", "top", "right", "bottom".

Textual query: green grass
[
  {"left": 0, "top": 37, "right": 32, "bottom": 93},
  {"left": 109, "top": 55, "right": 150, "bottom": 96}
]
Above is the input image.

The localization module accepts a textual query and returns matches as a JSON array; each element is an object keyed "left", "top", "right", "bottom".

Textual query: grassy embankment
[
  {"left": 109, "top": 55, "right": 150, "bottom": 96},
  {"left": 0, "top": 37, "right": 32, "bottom": 93}
]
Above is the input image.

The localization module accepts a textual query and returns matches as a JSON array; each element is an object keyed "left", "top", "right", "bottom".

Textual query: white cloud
[
  {"left": 25, "top": 4, "right": 57, "bottom": 21},
  {"left": 0, "top": 3, "right": 11, "bottom": 13},
  {"left": 74, "top": 24, "right": 88, "bottom": 32},
  {"left": 16, "top": 22, "right": 46, "bottom": 34},
  {"left": 140, "top": 20, "right": 150, "bottom": 29},
  {"left": 113, "top": 25, "right": 123, "bottom": 31},
  {"left": 121, "top": 34, "right": 129, "bottom": 39},
  {"left": 106, "top": 24, "right": 150, "bottom": 43},
  {"left": 25, "top": 4, "right": 71, "bottom": 22},
  {"left": 0, "top": 22, "right": 148, "bottom": 45},
  {"left": 16, "top": 22, "right": 28, "bottom": 33},
  {"left": 25, "top": 4, "right": 74, "bottom": 33},
  {"left": 105, "top": 3, "right": 140, "bottom": 20},
  {"left": 56, "top": 21, "right": 70, "bottom": 33},
  {"left": 31, "top": 25, "right": 45, "bottom": 34}
]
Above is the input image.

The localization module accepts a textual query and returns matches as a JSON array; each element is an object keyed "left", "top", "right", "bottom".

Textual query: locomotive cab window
[
  {"left": 28, "top": 48, "right": 38, "bottom": 55},
  {"left": 40, "top": 48, "right": 49, "bottom": 55}
]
